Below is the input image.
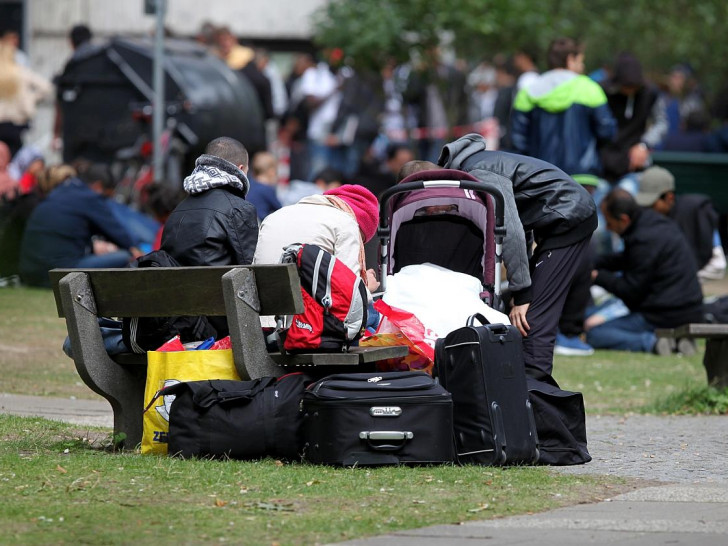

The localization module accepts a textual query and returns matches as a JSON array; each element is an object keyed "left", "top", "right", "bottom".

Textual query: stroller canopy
[{"left": 386, "top": 170, "right": 496, "bottom": 291}]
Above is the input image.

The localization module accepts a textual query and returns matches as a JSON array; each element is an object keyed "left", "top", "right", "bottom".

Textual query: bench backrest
[{"left": 50, "top": 265, "right": 303, "bottom": 318}]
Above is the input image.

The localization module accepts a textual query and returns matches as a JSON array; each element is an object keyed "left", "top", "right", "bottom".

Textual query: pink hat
[{"left": 324, "top": 184, "right": 379, "bottom": 242}]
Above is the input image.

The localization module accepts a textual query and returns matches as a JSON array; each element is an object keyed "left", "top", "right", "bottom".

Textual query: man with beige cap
[
  {"left": 588, "top": 188, "right": 704, "bottom": 354},
  {"left": 635, "top": 166, "right": 725, "bottom": 281}
]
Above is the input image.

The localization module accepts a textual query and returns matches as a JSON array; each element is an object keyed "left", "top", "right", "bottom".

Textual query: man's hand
[
  {"left": 129, "top": 246, "right": 144, "bottom": 259},
  {"left": 93, "top": 239, "right": 119, "bottom": 255},
  {"left": 628, "top": 143, "right": 649, "bottom": 171},
  {"left": 509, "top": 302, "right": 530, "bottom": 337},
  {"left": 365, "top": 269, "right": 380, "bottom": 292}
]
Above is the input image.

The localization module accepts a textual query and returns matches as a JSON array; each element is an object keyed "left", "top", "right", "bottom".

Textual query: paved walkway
[
  {"left": 0, "top": 392, "right": 113, "bottom": 428},
  {"left": 1, "top": 394, "right": 727, "bottom": 545}
]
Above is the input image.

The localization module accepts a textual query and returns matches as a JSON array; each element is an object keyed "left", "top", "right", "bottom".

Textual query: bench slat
[
  {"left": 270, "top": 346, "right": 409, "bottom": 366},
  {"left": 50, "top": 265, "right": 302, "bottom": 318},
  {"left": 655, "top": 323, "right": 728, "bottom": 339}
]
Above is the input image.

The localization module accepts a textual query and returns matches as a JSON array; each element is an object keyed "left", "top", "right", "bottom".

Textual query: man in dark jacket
[
  {"left": 439, "top": 133, "right": 597, "bottom": 381},
  {"left": 587, "top": 189, "right": 703, "bottom": 353},
  {"left": 19, "top": 172, "right": 142, "bottom": 287},
  {"left": 161, "top": 137, "right": 258, "bottom": 267},
  {"left": 512, "top": 37, "right": 616, "bottom": 181},
  {"left": 600, "top": 54, "right": 668, "bottom": 183}
]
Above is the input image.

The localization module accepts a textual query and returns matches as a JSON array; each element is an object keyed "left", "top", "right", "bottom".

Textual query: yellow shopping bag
[{"left": 142, "top": 348, "right": 240, "bottom": 455}]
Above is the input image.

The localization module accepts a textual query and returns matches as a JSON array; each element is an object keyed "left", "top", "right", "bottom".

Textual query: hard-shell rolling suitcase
[
  {"left": 434, "top": 313, "right": 539, "bottom": 465},
  {"left": 301, "top": 371, "right": 454, "bottom": 466}
]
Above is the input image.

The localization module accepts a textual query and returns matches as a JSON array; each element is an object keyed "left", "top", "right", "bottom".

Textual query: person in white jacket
[
  {"left": 253, "top": 184, "right": 380, "bottom": 293},
  {"left": 254, "top": 184, "right": 381, "bottom": 332}
]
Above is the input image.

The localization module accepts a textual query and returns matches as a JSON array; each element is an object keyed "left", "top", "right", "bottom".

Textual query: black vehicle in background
[{"left": 56, "top": 37, "right": 265, "bottom": 199}]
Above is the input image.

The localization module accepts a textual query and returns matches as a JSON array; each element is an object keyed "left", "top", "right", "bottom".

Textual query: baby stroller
[{"left": 377, "top": 169, "right": 506, "bottom": 309}]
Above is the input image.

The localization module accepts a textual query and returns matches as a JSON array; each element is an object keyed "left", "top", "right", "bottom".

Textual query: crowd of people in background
[{"left": 1, "top": 21, "right": 727, "bottom": 359}]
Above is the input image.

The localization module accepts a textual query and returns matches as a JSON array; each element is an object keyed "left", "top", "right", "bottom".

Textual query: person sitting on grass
[{"left": 18, "top": 165, "right": 142, "bottom": 287}]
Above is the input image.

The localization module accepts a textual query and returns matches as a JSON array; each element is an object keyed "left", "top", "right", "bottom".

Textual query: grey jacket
[{"left": 439, "top": 134, "right": 597, "bottom": 304}]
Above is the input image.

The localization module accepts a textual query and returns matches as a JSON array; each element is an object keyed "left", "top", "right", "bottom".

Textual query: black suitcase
[
  {"left": 301, "top": 372, "right": 454, "bottom": 466},
  {"left": 434, "top": 314, "right": 539, "bottom": 465}
]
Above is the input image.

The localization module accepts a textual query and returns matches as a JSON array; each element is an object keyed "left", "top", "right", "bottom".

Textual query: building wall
[
  {"left": 24, "top": 0, "right": 327, "bottom": 156},
  {"left": 29, "top": 0, "right": 328, "bottom": 78}
]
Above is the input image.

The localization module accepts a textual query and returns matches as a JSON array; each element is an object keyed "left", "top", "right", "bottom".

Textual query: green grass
[
  {"left": 0, "top": 286, "right": 89, "bottom": 399},
  {"left": 553, "top": 348, "right": 707, "bottom": 414},
  {"left": 0, "top": 414, "right": 627, "bottom": 546},
  {"left": 648, "top": 385, "right": 728, "bottom": 414}
]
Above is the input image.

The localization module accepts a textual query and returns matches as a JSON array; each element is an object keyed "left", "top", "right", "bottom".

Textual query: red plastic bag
[
  {"left": 360, "top": 300, "right": 438, "bottom": 374},
  {"left": 156, "top": 335, "right": 185, "bottom": 352},
  {"left": 211, "top": 336, "right": 232, "bottom": 350}
]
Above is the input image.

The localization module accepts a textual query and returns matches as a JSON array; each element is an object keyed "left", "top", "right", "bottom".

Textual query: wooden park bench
[
  {"left": 655, "top": 323, "right": 728, "bottom": 389},
  {"left": 50, "top": 265, "right": 407, "bottom": 449}
]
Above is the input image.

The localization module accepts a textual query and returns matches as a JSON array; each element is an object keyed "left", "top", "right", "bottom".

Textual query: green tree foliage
[{"left": 313, "top": 0, "right": 728, "bottom": 95}]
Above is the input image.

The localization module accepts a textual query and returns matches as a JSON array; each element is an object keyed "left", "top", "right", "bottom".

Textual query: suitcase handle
[
  {"left": 466, "top": 313, "right": 491, "bottom": 327},
  {"left": 359, "top": 430, "right": 413, "bottom": 451},
  {"left": 467, "top": 314, "right": 511, "bottom": 337}
]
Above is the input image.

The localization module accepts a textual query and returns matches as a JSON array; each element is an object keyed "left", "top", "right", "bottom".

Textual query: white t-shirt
[{"left": 299, "top": 63, "right": 341, "bottom": 142}]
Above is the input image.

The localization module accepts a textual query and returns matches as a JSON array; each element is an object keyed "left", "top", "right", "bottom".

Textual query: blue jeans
[
  {"left": 328, "top": 139, "right": 370, "bottom": 179},
  {"left": 586, "top": 312, "right": 656, "bottom": 353},
  {"left": 63, "top": 317, "right": 129, "bottom": 358},
  {"left": 418, "top": 138, "right": 446, "bottom": 164},
  {"left": 108, "top": 199, "right": 159, "bottom": 251},
  {"left": 366, "top": 301, "right": 380, "bottom": 334},
  {"left": 74, "top": 250, "right": 131, "bottom": 268},
  {"left": 307, "top": 140, "right": 335, "bottom": 181}
]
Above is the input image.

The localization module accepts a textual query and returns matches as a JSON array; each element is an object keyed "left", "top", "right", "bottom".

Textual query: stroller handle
[{"left": 378, "top": 180, "right": 505, "bottom": 236}]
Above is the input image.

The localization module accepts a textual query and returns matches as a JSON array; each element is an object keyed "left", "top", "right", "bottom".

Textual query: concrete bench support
[{"left": 656, "top": 323, "right": 728, "bottom": 389}]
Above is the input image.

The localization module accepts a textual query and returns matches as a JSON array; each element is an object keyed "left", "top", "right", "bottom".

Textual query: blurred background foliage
[{"left": 313, "top": 0, "right": 728, "bottom": 94}]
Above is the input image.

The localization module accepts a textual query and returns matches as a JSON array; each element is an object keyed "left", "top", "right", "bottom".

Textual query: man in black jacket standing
[
  {"left": 439, "top": 133, "right": 597, "bottom": 382},
  {"left": 587, "top": 189, "right": 703, "bottom": 353},
  {"left": 162, "top": 137, "right": 258, "bottom": 267}
]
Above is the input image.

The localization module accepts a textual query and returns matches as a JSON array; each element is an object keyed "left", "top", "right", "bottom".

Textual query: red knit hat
[{"left": 324, "top": 184, "right": 379, "bottom": 242}]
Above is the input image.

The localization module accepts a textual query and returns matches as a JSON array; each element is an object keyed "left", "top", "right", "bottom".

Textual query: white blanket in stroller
[{"left": 382, "top": 263, "right": 510, "bottom": 338}]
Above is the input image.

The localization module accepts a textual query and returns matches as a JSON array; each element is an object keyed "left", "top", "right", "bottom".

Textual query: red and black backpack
[{"left": 280, "top": 244, "right": 367, "bottom": 353}]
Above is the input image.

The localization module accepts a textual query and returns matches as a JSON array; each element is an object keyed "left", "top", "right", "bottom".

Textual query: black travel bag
[
  {"left": 301, "top": 372, "right": 454, "bottom": 466},
  {"left": 434, "top": 313, "right": 539, "bottom": 465},
  {"left": 526, "top": 376, "right": 591, "bottom": 465},
  {"left": 161, "top": 373, "right": 310, "bottom": 460}
]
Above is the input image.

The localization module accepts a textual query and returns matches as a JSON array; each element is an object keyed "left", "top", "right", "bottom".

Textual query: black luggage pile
[{"left": 155, "top": 315, "right": 589, "bottom": 467}]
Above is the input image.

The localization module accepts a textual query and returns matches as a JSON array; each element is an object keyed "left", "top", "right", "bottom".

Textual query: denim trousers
[{"left": 586, "top": 311, "right": 656, "bottom": 353}]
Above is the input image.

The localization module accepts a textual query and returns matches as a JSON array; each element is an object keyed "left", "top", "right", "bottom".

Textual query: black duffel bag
[
  {"left": 162, "top": 373, "right": 310, "bottom": 460},
  {"left": 526, "top": 376, "right": 591, "bottom": 466}
]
